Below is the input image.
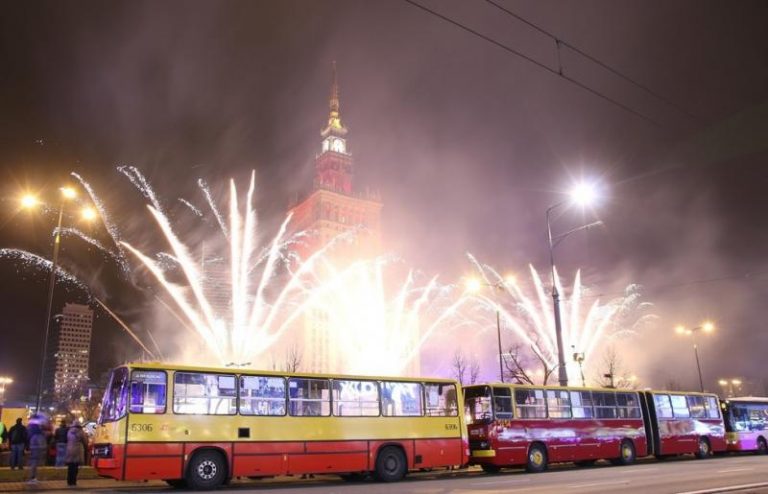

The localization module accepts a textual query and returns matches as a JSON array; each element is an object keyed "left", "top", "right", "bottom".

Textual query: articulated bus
[
  {"left": 721, "top": 397, "right": 768, "bottom": 453},
  {"left": 92, "top": 363, "right": 467, "bottom": 489},
  {"left": 464, "top": 384, "right": 725, "bottom": 472}
]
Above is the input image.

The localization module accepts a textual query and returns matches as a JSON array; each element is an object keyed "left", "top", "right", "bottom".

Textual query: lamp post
[
  {"left": 0, "top": 377, "right": 12, "bottom": 404},
  {"left": 466, "top": 276, "right": 515, "bottom": 383},
  {"left": 547, "top": 182, "right": 604, "bottom": 387},
  {"left": 22, "top": 187, "right": 92, "bottom": 412},
  {"left": 675, "top": 321, "right": 715, "bottom": 392}
]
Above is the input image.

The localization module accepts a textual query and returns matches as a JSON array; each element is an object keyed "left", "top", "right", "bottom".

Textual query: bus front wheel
[
  {"left": 757, "top": 437, "right": 767, "bottom": 454},
  {"left": 186, "top": 450, "right": 227, "bottom": 490},
  {"left": 375, "top": 446, "right": 407, "bottom": 482},
  {"left": 526, "top": 444, "right": 548, "bottom": 473},
  {"left": 695, "top": 437, "right": 711, "bottom": 459},
  {"left": 610, "top": 440, "right": 636, "bottom": 466}
]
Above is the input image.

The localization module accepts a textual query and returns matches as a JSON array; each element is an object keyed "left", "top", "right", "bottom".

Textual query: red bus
[
  {"left": 721, "top": 397, "right": 768, "bottom": 453},
  {"left": 464, "top": 384, "right": 647, "bottom": 472},
  {"left": 464, "top": 384, "right": 726, "bottom": 472},
  {"left": 92, "top": 363, "right": 467, "bottom": 489},
  {"left": 638, "top": 390, "right": 726, "bottom": 458}
]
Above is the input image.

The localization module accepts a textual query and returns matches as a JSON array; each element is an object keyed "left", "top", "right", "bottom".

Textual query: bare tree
[
  {"left": 503, "top": 342, "right": 556, "bottom": 385},
  {"left": 283, "top": 344, "right": 303, "bottom": 372},
  {"left": 594, "top": 346, "right": 637, "bottom": 389},
  {"left": 663, "top": 377, "right": 684, "bottom": 391},
  {"left": 451, "top": 349, "right": 481, "bottom": 385}
]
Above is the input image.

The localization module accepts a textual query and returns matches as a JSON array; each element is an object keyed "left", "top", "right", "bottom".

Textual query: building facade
[{"left": 44, "top": 303, "right": 93, "bottom": 403}]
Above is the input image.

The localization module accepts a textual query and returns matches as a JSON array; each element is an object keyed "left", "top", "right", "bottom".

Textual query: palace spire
[{"left": 322, "top": 61, "right": 347, "bottom": 137}]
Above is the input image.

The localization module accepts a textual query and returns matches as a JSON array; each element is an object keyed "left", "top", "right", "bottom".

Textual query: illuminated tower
[
  {"left": 288, "top": 63, "right": 384, "bottom": 373},
  {"left": 289, "top": 62, "right": 382, "bottom": 260}
]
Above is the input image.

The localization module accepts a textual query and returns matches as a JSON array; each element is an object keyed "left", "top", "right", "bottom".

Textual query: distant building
[{"left": 43, "top": 303, "right": 93, "bottom": 403}]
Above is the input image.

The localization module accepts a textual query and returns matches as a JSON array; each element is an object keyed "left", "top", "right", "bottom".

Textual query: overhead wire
[
  {"left": 483, "top": 0, "right": 702, "bottom": 123},
  {"left": 403, "top": 0, "right": 661, "bottom": 127}
]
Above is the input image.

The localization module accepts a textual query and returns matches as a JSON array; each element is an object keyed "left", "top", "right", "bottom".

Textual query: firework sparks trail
[
  {"left": 0, "top": 248, "right": 90, "bottom": 292},
  {"left": 178, "top": 198, "right": 203, "bottom": 217},
  {"left": 464, "top": 255, "right": 655, "bottom": 378},
  {"left": 198, "top": 179, "right": 228, "bottom": 239}
]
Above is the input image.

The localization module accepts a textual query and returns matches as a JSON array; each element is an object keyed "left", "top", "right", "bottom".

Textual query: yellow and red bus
[{"left": 92, "top": 362, "right": 467, "bottom": 489}]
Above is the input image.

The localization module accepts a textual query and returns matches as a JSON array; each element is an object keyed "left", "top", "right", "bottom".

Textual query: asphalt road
[{"left": 18, "top": 454, "right": 768, "bottom": 494}]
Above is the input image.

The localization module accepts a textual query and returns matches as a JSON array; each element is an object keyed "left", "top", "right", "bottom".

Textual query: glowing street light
[
  {"left": 0, "top": 376, "right": 12, "bottom": 404},
  {"left": 466, "top": 275, "right": 516, "bottom": 383},
  {"left": 23, "top": 185, "right": 95, "bottom": 412},
  {"left": 718, "top": 378, "right": 742, "bottom": 398},
  {"left": 675, "top": 321, "right": 717, "bottom": 393},
  {"left": 547, "top": 180, "right": 605, "bottom": 387}
]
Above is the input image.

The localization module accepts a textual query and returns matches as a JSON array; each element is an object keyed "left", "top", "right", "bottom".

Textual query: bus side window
[
  {"left": 173, "top": 372, "right": 237, "bottom": 415},
  {"left": 333, "top": 380, "right": 379, "bottom": 417},
  {"left": 129, "top": 370, "right": 167, "bottom": 414},
  {"left": 686, "top": 396, "right": 706, "bottom": 418},
  {"left": 514, "top": 389, "right": 546, "bottom": 419},
  {"left": 424, "top": 383, "right": 458, "bottom": 417},
  {"left": 570, "top": 391, "right": 594, "bottom": 418},
  {"left": 493, "top": 387, "right": 513, "bottom": 419},
  {"left": 704, "top": 396, "right": 721, "bottom": 419},
  {"left": 653, "top": 394, "right": 674, "bottom": 419},
  {"left": 240, "top": 376, "right": 286, "bottom": 416},
  {"left": 671, "top": 395, "right": 690, "bottom": 418},
  {"left": 593, "top": 392, "right": 617, "bottom": 419},
  {"left": 289, "top": 378, "right": 330, "bottom": 417},
  {"left": 381, "top": 381, "right": 423, "bottom": 416},
  {"left": 616, "top": 392, "right": 641, "bottom": 418}
]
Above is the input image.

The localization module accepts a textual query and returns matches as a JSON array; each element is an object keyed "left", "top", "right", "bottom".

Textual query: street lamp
[
  {"left": 0, "top": 377, "right": 12, "bottom": 404},
  {"left": 718, "top": 378, "right": 742, "bottom": 398},
  {"left": 675, "top": 321, "right": 716, "bottom": 392},
  {"left": 466, "top": 275, "right": 515, "bottom": 383},
  {"left": 547, "top": 181, "right": 604, "bottom": 387},
  {"left": 22, "top": 186, "right": 93, "bottom": 412}
]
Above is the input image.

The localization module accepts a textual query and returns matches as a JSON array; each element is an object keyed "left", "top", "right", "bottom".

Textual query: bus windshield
[
  {"left": 725, "top": 401, "right": 768, "bottom": 432},
  {"left": 464, "top": 386, "right": 492, "bottom": 424},
  {"left": 99, "top": 367, "right": 129, "bottom": 424}
]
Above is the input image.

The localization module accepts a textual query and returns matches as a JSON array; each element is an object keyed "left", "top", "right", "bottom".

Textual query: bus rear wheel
[
  {"left": 610, "top": 440, "right": 636, "bottom": 466},
  {"left": 695, "top": 437, "right": 711, "bottom": 459},
  {"left": 526, "top": 444, "right": 548, "bottom": 473},
  {"left": 757, "top": 437, "right": 767, "bottom": 454},
  {"left": 186, "top": 450, "right": 227, "bottom": 490},
  {"left": 375, "top": 446, "right": 407, "bottom": 482}
]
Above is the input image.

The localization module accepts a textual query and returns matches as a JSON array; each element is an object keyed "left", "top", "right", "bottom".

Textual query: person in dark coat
[
  {"left": 54, "top": 420, "right": 68, "bottom": 467},
  {"left": 64, "top": 423, "right": 88, "bottom": 486},
  {"left": 26, "top": 422, "right": 47, "bottom": 483},
  {"left": 8, "top": 418, "right": 27, "bottom": 470}
]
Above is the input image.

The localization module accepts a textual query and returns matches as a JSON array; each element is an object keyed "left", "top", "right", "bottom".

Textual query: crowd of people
[{"left": 0, "top": 415, "right": 89, "bottom": 486}]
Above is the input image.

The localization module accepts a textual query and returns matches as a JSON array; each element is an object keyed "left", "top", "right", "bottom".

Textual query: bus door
[{"left": 639, "top": 392, "right": 658, "bottom": 456}]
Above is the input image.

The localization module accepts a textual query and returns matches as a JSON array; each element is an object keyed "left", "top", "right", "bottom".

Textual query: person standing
[
  {"left": 54, "top": 420, "right": 69, "bottom": 467},
  {"left": 26, "top": 422, "right": 47, "bottom": 483},
  {"left": 64, "top": 423, "right": 88, "bottom": 486},
  {"left": 8, "top": 418, "right": 27, "bottom": 470}
]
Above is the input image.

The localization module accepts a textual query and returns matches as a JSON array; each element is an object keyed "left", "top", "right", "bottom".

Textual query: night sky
[{"left": 1, "top": 0, "right": 767, "bottom": 399}]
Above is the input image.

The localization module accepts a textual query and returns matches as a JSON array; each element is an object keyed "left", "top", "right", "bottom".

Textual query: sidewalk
[{"left": 0, "top": 468, "right": 161, "bottom": 492}]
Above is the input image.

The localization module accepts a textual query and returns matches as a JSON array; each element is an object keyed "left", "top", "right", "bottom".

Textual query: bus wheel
[
  {"left": 480, "top": 464, "right": 501, "bottom": 474},
  {"left": 186, "top": 450, "right": 227, "bottom": 490},
  {"left": 375, "top": 446, "right": 407, "bottom": 482},
  {"left": 526, "top": 444, "right": 548, "bottom": 473},
  {"left": 611, "top": 440, "right": 636, "bottom": 466},
  {"left": 757, "top": 437, "right": 767, "bottom": 454},
  {"left": 695, "top": 437, "right": 711, "bottom": 459},
  {"left": 164, "top": 479, "right": 187, "bottom": 489}
]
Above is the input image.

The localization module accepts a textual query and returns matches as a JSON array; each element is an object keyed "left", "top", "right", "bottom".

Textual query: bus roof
[
  {"left": 116, "top": 361, "right": 458, "bottom": 384},
  {"left": 465, "top": 382, "right": 719, "bottom": 397},
  {"left": 725, "top": 396, "right": 768, "bottom": 403}
]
